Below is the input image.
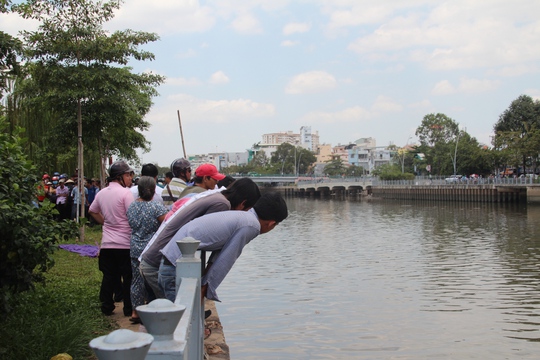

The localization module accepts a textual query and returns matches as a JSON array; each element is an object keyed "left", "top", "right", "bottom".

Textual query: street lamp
[{"left": 452, "top": 126, "right": 465, "bottom": 176}]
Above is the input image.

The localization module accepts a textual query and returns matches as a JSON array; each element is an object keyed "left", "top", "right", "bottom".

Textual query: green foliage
[
  {"left": 0, "top": 118, "right": 78, "bottom": 315},
  {"left": 7, "top": 0, "right": 164, "bottom": 174},
  {"left": 493, "top": 95, "right": 540, "bottom": 173},
  {"left": 415, "top": 113, "right": 492, "bottom": 176},
  {"left": 0, "top": 227, "right": 115, "bottom": 359},
  {"left": 372, "top": 163, "right": 415, "bottom": 180},
  {"left": 0, "top": 30, "right": 22, "bottom": 95},
  {"left": 323, "top": 158, "right": 346, "bottom": 176},
  {"left": 269, "top": 143, "right": 316, "bottom": 175},
  {"left": 345, "top": 164, "right": 364, "bottom": 176}
]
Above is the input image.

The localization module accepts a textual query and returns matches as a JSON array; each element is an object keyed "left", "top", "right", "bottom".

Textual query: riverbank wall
[{"left": 273, "top": 184, "right": 536, "bottom": 204}]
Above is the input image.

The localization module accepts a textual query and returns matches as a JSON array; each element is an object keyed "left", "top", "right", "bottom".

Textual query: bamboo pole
[{"left": 177, "top": 110, "right": 187, "bottom": 158}]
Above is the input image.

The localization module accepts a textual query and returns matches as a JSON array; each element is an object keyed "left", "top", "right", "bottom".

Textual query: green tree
[
  {"left": 271, "top": 143, "right": 296, "bottom": 174},
  {"left": 372, "top": 163, "right": 415, "bottom": 180},
  {"left": 270, "top": 143, "right": 316, "bottom": 175},
  {"left": 10, "top": 0, "right": 164, "bottom": 177},
  {"left": 323, "top": 158, "right": 346, "bottom": 176},
  {"left": 415, "top": 113, "right": 459, "bottom": 175},
  {"left": 250, "top": 150, "right": 269, "bottom": 169},
  {"left": 0, "top": 31, "right": 22, "bottom": 96},
  {"left": 0, "top": 118, "right": 78, "bottom": 315},
  {"left": 345, "top": 164, "right": 364, "bottom": 176},
  {"left": 493, "top": 95, "right": 540, "bottom": 173}
]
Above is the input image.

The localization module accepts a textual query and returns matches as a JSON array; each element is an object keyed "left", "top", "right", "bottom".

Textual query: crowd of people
[
  {"left": 76, "top": 158, "right": 288, "bottom": 332},
  {"left": 37, "top": 172, "right": 100, "bottom": 221}
]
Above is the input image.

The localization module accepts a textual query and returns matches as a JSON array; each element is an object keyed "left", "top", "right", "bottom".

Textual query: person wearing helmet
[
  {"left": 37, "top": 174, "right": 51, "bottom": 202},
  {"left": 88, "top": 160, "right": 135, "bottom": 317},
  {"left": 162, "top": 158, "right": 191, "bottom": 208}
]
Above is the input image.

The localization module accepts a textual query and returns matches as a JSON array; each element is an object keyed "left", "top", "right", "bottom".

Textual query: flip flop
[{"left": 129, "top": 317, "right": 142, "bottom": 324}]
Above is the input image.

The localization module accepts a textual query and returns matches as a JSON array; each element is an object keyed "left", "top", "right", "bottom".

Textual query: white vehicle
[{"left": 445, "top": 175, "right": 462, "bottom": 183}]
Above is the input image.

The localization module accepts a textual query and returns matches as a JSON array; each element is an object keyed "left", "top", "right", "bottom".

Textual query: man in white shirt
[{"left": 130, "top": 163, "right": 163, "bottom": 203}]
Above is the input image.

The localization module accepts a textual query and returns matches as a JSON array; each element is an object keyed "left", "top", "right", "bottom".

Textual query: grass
[{"left": 0, "top": 226, "right": 117, "bottom": 360}]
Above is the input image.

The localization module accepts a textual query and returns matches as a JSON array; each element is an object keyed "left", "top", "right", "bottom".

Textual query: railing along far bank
[{"left": 288, "top": 176, "right": 540, "bottom": 203}]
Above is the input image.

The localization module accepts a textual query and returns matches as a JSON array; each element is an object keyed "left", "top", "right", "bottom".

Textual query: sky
[{"left": 3, "top": 0, "right": 540, "bottom": 167}]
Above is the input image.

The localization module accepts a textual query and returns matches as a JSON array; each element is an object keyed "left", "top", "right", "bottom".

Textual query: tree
[
  {"left": 415, "top": 113, "right": 459, "bottom": 175},
  {"left": 271, "top": 143, "right": 296, "bottom": 174},
  {"left": 345, "top": 164, "right": 364, "bottom": 176},
  {"left": 250, "top": 150, "right": 268, "bottom": 168},
  {"left": 0, "top": 117, "right": 78, "bottom": 315},
  {"left": 0, "top": 31, "right": 22, "bottom": 96},
  {"left": 323, "top": 158, "right": 346, "bottom": 176},
  {"left": 372, "top": 163, "right": 415, "bottom": 180},
  {"left": 11, "top": 0, "right": 164, "bottom": 181},
  {"left": 493, "top": 95, "right": 540, "bottom": 173}
]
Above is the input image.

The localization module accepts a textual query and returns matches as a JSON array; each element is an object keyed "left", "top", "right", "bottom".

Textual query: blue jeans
[
  {"left": 158, "top": 258, "right": 178, "bottom": 302},
  {"left": 140, "top": 259, "right": 164, "bottom": 299}
]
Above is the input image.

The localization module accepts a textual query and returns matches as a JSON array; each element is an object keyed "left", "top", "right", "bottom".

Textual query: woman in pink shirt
[{"left": 89, "top": 161, "right": 135, "bottom": 317}]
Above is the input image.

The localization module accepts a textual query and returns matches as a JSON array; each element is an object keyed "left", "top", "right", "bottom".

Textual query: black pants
[{"left": 98, "top": 248, "right": 132, "bottom": 316}]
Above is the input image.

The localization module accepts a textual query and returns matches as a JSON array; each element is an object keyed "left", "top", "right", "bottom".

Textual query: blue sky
[{"left": 3, "top": 0, "right": 540, "bottom": 167}]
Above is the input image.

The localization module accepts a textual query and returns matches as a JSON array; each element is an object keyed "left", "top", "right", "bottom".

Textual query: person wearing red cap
[{"left": 178, "top": 164, "right": 226, "bottom": 199}]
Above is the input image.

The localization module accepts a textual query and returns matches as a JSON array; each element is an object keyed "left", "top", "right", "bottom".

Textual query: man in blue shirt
[{"left": 158, "top": 192, "right": 288, "bottom": 302}]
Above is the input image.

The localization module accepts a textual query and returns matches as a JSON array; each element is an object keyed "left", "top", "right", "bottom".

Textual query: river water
[{"left": 217, "top": 197, "right": 540, "bottom": 359}]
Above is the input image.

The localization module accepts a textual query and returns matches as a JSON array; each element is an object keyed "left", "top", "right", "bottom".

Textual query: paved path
[{"left": 111, "top": 300, "right": 229, "bottom": 359}]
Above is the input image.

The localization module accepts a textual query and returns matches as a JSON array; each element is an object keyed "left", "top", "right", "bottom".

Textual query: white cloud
[
  {"left": 0, "top": 13, "right": 39, "bottom": 36},
  {"left": 524, "top": 89, "right": 540, "bottom": 102},
  {"left": 209, "top": 71, "right": 230, "bottom": 84},
  {"left": 488, "top": 64, "right": 540, "bottom": 77},
  {"left": 108, "top": 0, "right": 216, "bottom": 34},
  {"left": 458, "top": 78, "right": 500, "bottom": 93},
  {"left": 302, "top": 106, "right": 371, "bottom": 124},
  {"left": 282, "top": 22, "right": 311, "bottom": 35},
  {"left": 175, "top": 49, "right": 198, "bottom": 59},
  {"left": 231, "top": 12, "right": 263, "bottom": 34},
  {"left": 165, "top": 77, "right": 202, "bottom": 87},
  {"left": 371, "top": 96, "right": 403, "bottom": 113},
  {"left": 166, "top": 94, "right": 275, "bottom": 124},
  {"left": 408, "top": 99, "right": 433, "bottom": 110},
  {"left": 281, "top": 40, "right": 299, "bottom": 47},
  {"left": 432, "top": 78, "right": 500, "bottom": 95},
  {"left": 301, "top": 96, "right": 403, "bottom": 124},
  {"left": 285, "top": 71, "right": 337, "bottom": 94},
  {"left": 432, "top": 80, "right": 456, "bottom": 95},
  {"left": 345, "top": 1, "right": 540, "bottom": 71}
]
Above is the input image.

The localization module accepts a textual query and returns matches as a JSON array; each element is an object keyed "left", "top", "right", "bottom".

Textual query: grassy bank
[{"left": 0, "top": 226, "right": 115, "bottom": 360}]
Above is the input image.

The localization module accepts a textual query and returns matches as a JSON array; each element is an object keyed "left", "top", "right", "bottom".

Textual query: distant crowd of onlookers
[{"left": 37, "top": 172, "right": 100, "bottom": 221}]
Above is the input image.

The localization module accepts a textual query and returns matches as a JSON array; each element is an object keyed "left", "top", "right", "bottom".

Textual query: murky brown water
[{"left": 218, "top": 198, "right": 540, "bottom": 359}]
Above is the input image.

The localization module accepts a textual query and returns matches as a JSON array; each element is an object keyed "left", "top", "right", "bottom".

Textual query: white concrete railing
[{"left": 90, "top": 238, "right": 204, "bottom": 360}]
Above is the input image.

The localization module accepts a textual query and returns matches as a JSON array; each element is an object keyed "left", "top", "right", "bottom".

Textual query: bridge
[
  {"left": 245, "top": 175, "right": 540, "bottom": 203},
  {"left": 245, "top": 175, "right": 375, "bottom": 187}
]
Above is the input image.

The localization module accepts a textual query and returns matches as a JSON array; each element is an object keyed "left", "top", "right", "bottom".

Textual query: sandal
[{"left": 129, "top": 317, "right": 142, "bottom": 324}]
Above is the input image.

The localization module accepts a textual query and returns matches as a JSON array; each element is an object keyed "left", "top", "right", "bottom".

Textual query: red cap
[{"left": 195, "top": 164, "right": 225, "bottom": 181}]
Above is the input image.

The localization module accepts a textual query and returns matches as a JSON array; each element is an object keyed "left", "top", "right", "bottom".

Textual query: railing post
[
  {"left": 89, "top": 329, "right": 154, "bottom": 360},
  {"left": 175, "top": 237, "right": 203, "bottom": 360}
]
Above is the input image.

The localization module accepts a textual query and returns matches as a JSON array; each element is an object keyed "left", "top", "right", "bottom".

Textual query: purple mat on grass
[{"left": 59, "top": 244, "right": 99, "bottom": 258}]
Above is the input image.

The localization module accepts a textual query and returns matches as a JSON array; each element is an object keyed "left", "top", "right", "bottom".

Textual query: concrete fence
[{"left": 90, "top": 238, "right": 204, "bottom": 360}]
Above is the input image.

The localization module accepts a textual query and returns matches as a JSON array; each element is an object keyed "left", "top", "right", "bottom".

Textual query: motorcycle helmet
[
  {"left": 170, "top": 158, "right": 191, "bottom": 178},
  {"left": 107, "top": 160, "right": 134, "bottom": 181}
]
